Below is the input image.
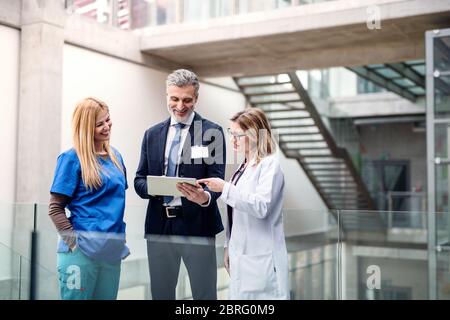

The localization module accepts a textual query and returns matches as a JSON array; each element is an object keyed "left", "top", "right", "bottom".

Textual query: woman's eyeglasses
[{"left": 227, "top": 128, "right": 246, "bottom": 139}]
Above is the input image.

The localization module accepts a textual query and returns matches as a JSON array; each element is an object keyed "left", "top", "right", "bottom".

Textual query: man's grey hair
[{"left": 166, "top": 69, "right": 200, "bottom": 97}]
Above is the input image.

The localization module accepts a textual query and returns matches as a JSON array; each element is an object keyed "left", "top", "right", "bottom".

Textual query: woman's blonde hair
[
  {"left": 72, "top": 97, "right": 123, "bottom": 191},
  {"left": 230, "top": 107, "right": 276, "bottom": 165}
]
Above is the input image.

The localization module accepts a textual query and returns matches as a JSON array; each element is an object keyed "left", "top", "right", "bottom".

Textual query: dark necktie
[
  {"left": 163, "top": 122, "right": 185, "bottom": 204},
  {"left": 227, "top": 161, "right": 247, "bottom": 235}
]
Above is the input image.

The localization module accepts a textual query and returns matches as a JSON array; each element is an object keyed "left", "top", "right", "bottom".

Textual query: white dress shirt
[{"left": 164, "top": 111, "right": 210, "bottom": 207}]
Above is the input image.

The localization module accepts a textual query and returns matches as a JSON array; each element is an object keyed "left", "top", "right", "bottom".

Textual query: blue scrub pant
[{"left": 57, "top": 247, "right": 121, "bottom": 300}]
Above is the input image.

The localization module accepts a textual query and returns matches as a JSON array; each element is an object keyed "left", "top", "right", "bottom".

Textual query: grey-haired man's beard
[{"left": 168, "top": 105, "right": 194, "bottom": 122}]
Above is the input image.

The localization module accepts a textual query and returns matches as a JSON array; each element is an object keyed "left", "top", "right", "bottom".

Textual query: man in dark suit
[{"left": 134, "top": 69, "right": 225, "bottom": 300}]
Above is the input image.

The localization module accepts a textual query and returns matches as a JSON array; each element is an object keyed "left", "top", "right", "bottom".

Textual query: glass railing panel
[
  {"left": 118, "top": 203, "right": 223, "bottom": 300},
  {"left": 0, "top": 202, "right": 15, "bottom": 249},
  {"left": 7, "top": 203, "right": 36, "bottom": 259},
  {"left": 436, "top": 210, "right": 450, "bottom": 249},
  {"left": 0, "top": 241, "right": 22, "bottom": 299},
  {"left": 286, "top": 209, "right": 339, "bottom": 300},
  {"left": 0, "top": 203, "right": 46, "bottom": 300},
  {"left": 116, "top": 204, "right": 151, "bottom": 300},
  {"left": 385, "top": 192, "right": 427, "bottom": 215},
  {"left": 0, "top": 239, "right": 58, "bottom": 300},
  {"left": 37, "top": 203, "right": 149, "bottom": 300},
  {"left": 338, "top": 210, "right": 429, "bottom": 300},
  {"left": 436, "top": 240, "right": 450, "bottom": 300},
  {"left": 33, "top": 204, "right": 68, "bottom": 299},
  {"left": 10, "top": 201, "right": 339, "bottom": 300},
  {"left": 0, "top": 202, "right": 17, "bottom": 299},
  {"left": 18, "top": 246, "right": 59, "bottom": 300},
  {"left": 1, "top": 204, "right": 61, "bottom": 299},
  {"left": 6, "top": 203, "right": 450, "bottom": 300},
  {"left": 42, "top": 205, "right": 338, "bottom": 300},
  {"left": 119, "top": 207, "right": 340, "bottom": 300},
  {"left": 432, "top": 210, "right": 450, "bottom": 300}
]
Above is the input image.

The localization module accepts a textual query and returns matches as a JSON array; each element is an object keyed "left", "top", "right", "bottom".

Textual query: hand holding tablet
[{"left": 147, "top": 175, "right": 197, "bottom": 197}]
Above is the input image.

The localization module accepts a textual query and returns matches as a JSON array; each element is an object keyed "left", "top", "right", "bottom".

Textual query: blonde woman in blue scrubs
[{"left": 48, "top": 97, "right": 129, "bottom": 300}]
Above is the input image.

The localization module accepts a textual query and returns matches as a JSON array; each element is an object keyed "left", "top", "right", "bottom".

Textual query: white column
[
  {"left": 13, "top": 2, "right": 66, "bottom": 292},
  {"left": 16, "top": 0, "right": 65, "bottom": 205}
]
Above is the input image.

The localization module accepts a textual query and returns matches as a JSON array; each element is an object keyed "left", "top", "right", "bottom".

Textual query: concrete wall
[
  {"left": 0, "top": 24, "right": 20, "bottom": 222},
  {"left": 0, "top": 25, "right": 20, "bottom": 286},
  {"left": 329, "top": 67, "right": 357, "bottom": 98}
]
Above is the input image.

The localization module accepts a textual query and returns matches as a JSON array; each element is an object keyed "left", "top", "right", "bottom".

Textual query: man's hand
[
  {"left": 177, "top": 182, "right": 209, "bottom": 205},
  {"left": 197, "top": 178, "right": 225, "bottom": 193}
]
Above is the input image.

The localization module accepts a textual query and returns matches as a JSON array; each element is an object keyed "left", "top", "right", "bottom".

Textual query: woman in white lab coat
[{"left": 198, "top": 108, "right": 289, "bottom": 300}]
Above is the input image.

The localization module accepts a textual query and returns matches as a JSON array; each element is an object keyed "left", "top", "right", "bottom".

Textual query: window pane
[
  {"left": 434, "top": 36, "right": 450, "bottom": 72},
  {"left": 393, "top": 78, "right": 415, "bottom": 87},
  {"left": 434, "top": 76, "right": 450, "bottom": 118},
  {"left": 376, "top": 68, "right": 401, "bottom": 79}
]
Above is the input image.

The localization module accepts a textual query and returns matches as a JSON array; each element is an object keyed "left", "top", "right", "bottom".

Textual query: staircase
[{"left": 233, "top": 72, "right": 385, "bottom": 232}]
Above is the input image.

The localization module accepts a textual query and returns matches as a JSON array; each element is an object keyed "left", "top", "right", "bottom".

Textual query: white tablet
[{"left": 147, "top": 175, "right": 197, "bottom": 197}]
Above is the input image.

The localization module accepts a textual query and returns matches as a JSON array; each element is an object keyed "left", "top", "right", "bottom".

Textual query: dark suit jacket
[{"left": 134, "top": 112, "right": 225, "bottom": 237}]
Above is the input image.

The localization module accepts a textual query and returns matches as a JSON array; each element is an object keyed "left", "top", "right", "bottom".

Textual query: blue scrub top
[{"left": 50, "top": 148, "right": 130, "bottom": 263}]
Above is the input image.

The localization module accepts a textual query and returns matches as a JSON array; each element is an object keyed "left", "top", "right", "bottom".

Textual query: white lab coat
[{"left": 220, "top": 154, "right": 289, "bottom": 300}]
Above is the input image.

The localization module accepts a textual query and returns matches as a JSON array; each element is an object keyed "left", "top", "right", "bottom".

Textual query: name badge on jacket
[{"left": 191, "top": 145, "right": 209, "bottom": 159}]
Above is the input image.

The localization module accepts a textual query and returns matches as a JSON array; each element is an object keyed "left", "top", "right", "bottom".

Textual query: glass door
[{"left": 426, "top": 28, "right": 450, "bottom": 300}]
